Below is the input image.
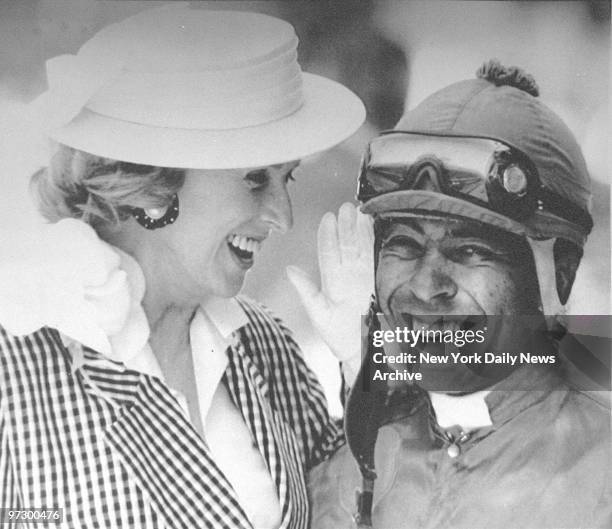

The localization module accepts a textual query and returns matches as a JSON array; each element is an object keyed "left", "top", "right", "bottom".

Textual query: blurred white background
[{"left": 1, "top": 0, "right": 609, "bottom": 414}]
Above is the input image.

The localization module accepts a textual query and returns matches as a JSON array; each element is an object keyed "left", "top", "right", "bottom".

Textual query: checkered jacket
[{"left": 0, "top": 297, "right": 343, "bottom": 528}]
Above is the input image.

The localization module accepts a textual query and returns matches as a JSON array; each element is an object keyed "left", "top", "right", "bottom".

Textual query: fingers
[
  {"left": 338, "top": 202, "right": 373, "bottom": 263},
  {"left": 337, "top": 202, "right": 359, "bottom": 262},
  {"left": 317, "top": 212, "right": 340, "bottom": 293},
  {"left": 317, "top": 203, "right": 374, "bottom": 294},
  {"left": 317, "top": 211, "right": 340, "bottom": 261},
  {"left": 356, "top": 209, "right": 374, "bottom": 258}
]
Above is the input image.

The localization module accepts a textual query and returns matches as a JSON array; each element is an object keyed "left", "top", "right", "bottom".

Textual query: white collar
[
  {"left": 190, "top": 299, "right": 248, "bottom": 421},
  {"left": 200, "top": 296, "right": 248, "bottom": 338},
  {"left": 428, "top": 390, "right": 493, "bottom": 431}
]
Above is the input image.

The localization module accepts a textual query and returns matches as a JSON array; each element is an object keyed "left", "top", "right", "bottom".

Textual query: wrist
[{"left": 341, "top": 351, "right": 362, "bottom": 388}]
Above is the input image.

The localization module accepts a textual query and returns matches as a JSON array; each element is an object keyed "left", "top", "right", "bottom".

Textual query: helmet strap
[{"left": 528, "top": 238, "right": 566, "bottom": 327}]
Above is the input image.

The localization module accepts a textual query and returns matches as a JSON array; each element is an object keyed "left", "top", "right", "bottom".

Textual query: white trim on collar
[
  {"left": 201, "top": 297, "right": 249, "bottom": 339},
  {"left": 429, "top": 390, "right": 493, "bottom": 431},
  {"left": 190, "top": 299, "right": 247, "bottom": 423}
]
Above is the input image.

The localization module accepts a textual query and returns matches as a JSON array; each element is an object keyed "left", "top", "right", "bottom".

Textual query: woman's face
[{"left": 152, "top": 161, "right": 298, "bottom": 300}]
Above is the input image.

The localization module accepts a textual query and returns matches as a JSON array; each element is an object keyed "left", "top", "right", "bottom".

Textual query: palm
[{"left": 287, "top": 203, "right": 374, "bottom": 361}]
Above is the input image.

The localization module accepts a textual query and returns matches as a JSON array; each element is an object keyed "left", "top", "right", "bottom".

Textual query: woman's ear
[{"left": 553, "top": 239, "right": 583, "bottom": 305}]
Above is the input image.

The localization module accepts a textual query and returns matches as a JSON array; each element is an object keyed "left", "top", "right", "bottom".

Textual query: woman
[{"left": 0, "top": 5, "right": 368, "bottom": 528}]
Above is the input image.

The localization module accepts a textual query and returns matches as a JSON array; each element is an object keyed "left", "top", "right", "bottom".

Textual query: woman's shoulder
[
  {"left": 0, "top": 324, "right": 63, "bottom": 359},
  {"left": 235, "top": 295, "right": 294, "bottom": 338},
  {"left": 0, "top": 324, "right": 68, "bottom": 391},
  {"left": 234, "top": 296, "right": 302, "bottom": 365},
  {"left": 0, "top": 219, "right": 146, "bottom": 363}
]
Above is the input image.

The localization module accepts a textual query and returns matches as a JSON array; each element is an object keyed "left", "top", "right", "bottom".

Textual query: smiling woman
[
  {"left": 168, "top": 162, "right": 298, "bottom": 298},
  {"left": 32, "top": 148, "right": 298, "bottom": 300},
  {"left": 0, "top": 5, "right": 365, "bottom": 529}
]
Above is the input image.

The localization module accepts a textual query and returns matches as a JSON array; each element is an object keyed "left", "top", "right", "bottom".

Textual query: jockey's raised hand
[{"left": 287, "top": 202, "right": 374, "bottom": 386}]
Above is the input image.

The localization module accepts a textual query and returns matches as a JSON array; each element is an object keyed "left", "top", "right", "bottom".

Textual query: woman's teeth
[{"left": 227, "top": 234, "right": 262, "bottom": 259}]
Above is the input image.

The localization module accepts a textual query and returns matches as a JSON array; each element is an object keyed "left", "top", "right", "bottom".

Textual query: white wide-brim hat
[{"left": 30, "top": 4, "right": 365, "bottom": 169}]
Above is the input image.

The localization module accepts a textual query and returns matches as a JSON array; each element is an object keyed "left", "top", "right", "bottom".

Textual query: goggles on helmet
[{"left": 357, "top": 132, "right": 592, "bottom": 234}]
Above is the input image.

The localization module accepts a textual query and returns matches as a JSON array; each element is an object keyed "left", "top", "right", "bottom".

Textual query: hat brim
[
  {"left": 48, "top": 73, "right": 365, "bottom": 169},
  {"left": 361, "top": 190, "right": 587, "bottom": 246}
]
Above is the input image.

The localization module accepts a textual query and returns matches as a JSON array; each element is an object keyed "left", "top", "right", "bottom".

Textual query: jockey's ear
[{"left": 554, "top": 239, "right": 583, "bottom": 306}]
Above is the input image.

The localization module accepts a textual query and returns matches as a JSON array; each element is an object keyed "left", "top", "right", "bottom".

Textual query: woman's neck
[
  {"left": 101, "top": 223, "right": 211, "bottom": 361},
  {"left": 143, "top": 287, "right": 198, "bottom": 336},
  {"left": 101, "top": 220, "right": 206, "bottom": 332},
  {"left": 142, "top": 289, "right": 199, "bottom": 380},
  {"left": 136, "top": 249, "right": 201, "bottom": 363}
]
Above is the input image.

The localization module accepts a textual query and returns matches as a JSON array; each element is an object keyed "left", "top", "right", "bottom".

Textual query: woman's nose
[
  {"left": 407, "top": 253, "right": 458, "bottom": 307},
  {"left": 261, "top": 184, "right": 293, "bottom": 234}
]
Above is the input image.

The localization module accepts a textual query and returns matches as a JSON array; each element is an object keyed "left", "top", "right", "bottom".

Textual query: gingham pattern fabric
[{"left": 0, "top": 297, "right": 343, "bottom": 529}]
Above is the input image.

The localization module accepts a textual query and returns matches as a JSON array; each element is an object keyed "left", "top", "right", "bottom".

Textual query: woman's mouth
[{"left": 226, "top": 234, "right": 262, "bottom": 267}]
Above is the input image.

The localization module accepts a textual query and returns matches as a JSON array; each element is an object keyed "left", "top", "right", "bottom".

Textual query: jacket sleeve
[
  {"left": 235, "top": 298, "right": 346, "bottom": 470},
  {"left": 275, "top": 323, "right": 345, "bottom": 471},
  {"left": 0, "top": 335, "right": 22, "bottom": 511},
  {"left": 0, "top": 410, "right": 21, "bottom": 511}
]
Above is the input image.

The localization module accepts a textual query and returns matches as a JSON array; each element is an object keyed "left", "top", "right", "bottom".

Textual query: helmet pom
[{"left": 476, "top": 59, "right": 540, "bottom": 97}]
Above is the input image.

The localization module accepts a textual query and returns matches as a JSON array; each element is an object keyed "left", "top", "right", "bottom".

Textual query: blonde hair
[{"left": 31, "top": 145, "right": 185, "bottom": 229}]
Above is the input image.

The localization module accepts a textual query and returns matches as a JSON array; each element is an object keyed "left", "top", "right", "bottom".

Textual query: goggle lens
[{"left": 358, "top": 133, "right": 539, "bottom": 221}]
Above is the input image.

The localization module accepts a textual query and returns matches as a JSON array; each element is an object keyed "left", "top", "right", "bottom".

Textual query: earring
[{"left": 131, "top": 194, "right": 179, "bottom": 230}]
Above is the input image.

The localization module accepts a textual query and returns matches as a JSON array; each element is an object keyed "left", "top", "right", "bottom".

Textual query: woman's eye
[{"left": 245, "top": 169, "right": 269, "bottom": 189}]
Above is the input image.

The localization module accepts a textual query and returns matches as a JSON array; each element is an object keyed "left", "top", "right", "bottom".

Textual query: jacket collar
[
  {"left": 101, "top": 369, "right": 254, "bottom": 529},
  {"left": 425, "top": 365, "right": 564, "bottom": 436},
  {"left": 67, "top": 332, "right": 255, "bottom": 529},
  {"left": 485, "top": 364, "right": 565, "bottom": 428}
]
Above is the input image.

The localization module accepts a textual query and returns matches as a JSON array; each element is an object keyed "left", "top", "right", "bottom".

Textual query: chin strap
[
  {"left": 528, "top": 238, "right": 565, "bottom": 325},
  {"left": 347, "top": 299, "right": 426, "bottom": 527},
  {"left": 346, "top": 301, "right": 382, "bottom": 528}
]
